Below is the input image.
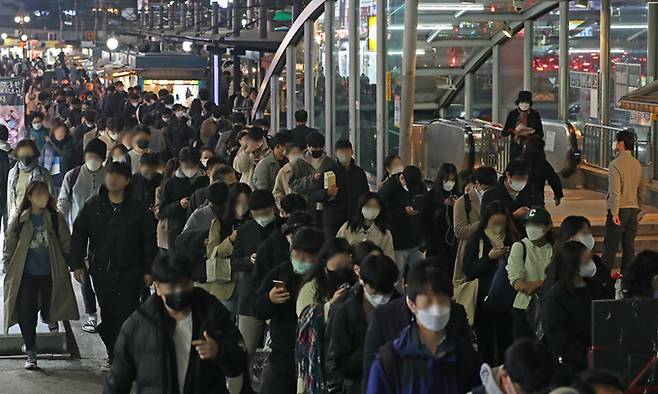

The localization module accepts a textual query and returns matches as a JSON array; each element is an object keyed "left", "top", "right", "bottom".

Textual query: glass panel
[
  {"left": 500, "top": 33, "right": 524, "bottom": 117},
  {"left": 279, "top": 69, "right": 287, "bottom": 130},
  {"left": 473, "top": 58, "right": 493, "bottom": 120},
  {"left": 295, "top": 41, "right": 305, "bottom": 120},
  {"left": 358, "top": 0, "right": 377, "bottom": 174},
  {"left": 314, "top": 13, "right": 326, "bottom": 132},
  {"left": 334, "top": 0, "right": 350, "bottom": 142},
  {"left": 386, "top": 0, "right": 404, "bottom": 156},
  {"left": 532, "top": 9, "right": 560, "bottom": 122}
]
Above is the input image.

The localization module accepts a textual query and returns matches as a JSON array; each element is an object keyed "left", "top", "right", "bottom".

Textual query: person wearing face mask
[
  {"left": 187, "top": 160, "right": 233, "bottom": 216},
  {"left": 337, "top": 192, "right": 395, "bottom": 259},
  {"left": 321, "top": 140, "right": 369, "bottom": 239},
  {"left": 506, "top": 206, "right": 554, "bottom": 340},
  {"left": 503, "top": 90, "right": 544, "bottom": 160},
  {"left": 180, "top": 181, "right": 229, "bottom": 234},
  {"left": 231, "top": 189, "right": 279, "bottom": 383},
  {"left": 3, "top": 181, "right": 78, "bottom": 370},
  {"left": 8, "top": 139, "right": 54, "bottom": 220},
  {"left": 462, "top": 201, "right": 518, "bottom": 365},
  {"left": 121, "top": 93, "right": 141, "bottom": 124},
  {"left": 28, "top": 112, "right": 49, "bottom": 152},
  {"left": 70, "top": 162, "right": 157, "bottom": 371},
  {"left": 421, "top": 163, "right": 461, "bottom": 270},
  {"left": 326, "top": 254, "right": 399, "bottom": 394},
  {"left": 542, "top": 241, "right": 613, "bottom": 384},
  {"left": 480, "top": 159, "right": 543, "bottom": 236},
  {"left": 164, "top": 104, "right": 195, "bottom": 159},
  {"left": 453, "top": 167, "right": 498, "bottom": 299},
  {"left": 39, "top": 122, "right": 81, "bottom": 193},
  {"left": 104, "top": 254, "right": 246, "bottom": 394},
  {"left": 381, "top": 154, "right": 404, "bottom": 186},
  {"left": 520, "top": 137, "right": 563, "bottom": 206},
  {"left": 289, "top": 132, "right": 340, "bottom": 224},
  {"left": 127, "top": 125, "right": 152, "bottom": 174},
  {"left": 159, "top": 147, "right": 210, "bottom": 253},
  {"left": 273, "top": 143, "right": 303, "bottom": 208},
  {"left": 233, "top": 126, "right": 270, "bottom": 189},
  {"left": 130, "top": 152, "right": 163, "bottom": 209},
  {"left": 253, "top": 132, "right": 291, "bottom": 192},
  {"left": 199, "top": 147, "right": 215, "bottom": 170},
  {"left": 288, "top": 109, "right": 319, "bottom": 150},
  {"left": 200, "top": 106, "right": 226, "bottom": 146},
  {"left": 367, "top": 261, "right": 481, "bottom": 394},
  {"left": 79, "top": 109, "right": 100, "bottom": 148},
  {"left": 252, "top": 228, "right": 325, "bottom": 394}
]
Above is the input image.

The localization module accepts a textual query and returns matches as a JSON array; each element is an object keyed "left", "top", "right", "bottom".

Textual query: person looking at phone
[
  {"left": 502, "top": 90, "right": 544, "bottom": 160},
  {"left": 252, "top": 227, "right": 325, "bottom": 394},
  {"left": 480, "top": 159, "right": 543, "bottom": 237},
  {"left": 104, "top": 254, "right": 246, "bottom": 394},
  {"left": 462, "top": 201, "right": 519, "bottom": 366},
  {"left": 379, "top": 165, "right": 427, "bottom": 278}
]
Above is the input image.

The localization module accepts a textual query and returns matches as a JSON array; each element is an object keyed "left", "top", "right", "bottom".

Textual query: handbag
[{"left": 483, "top": 242, "right": 525, "bottom": 312}]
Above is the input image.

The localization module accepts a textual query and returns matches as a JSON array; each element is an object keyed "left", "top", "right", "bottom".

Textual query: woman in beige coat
[
  {"left": 3, "top": 181, "right": 79, "bottom": 370},
  {"left": 336, "top": 192, "right": 395, "bottom": 259}
]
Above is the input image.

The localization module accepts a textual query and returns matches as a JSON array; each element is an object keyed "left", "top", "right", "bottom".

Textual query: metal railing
[
  {"left": 581, "top": 123, "right": 652, "bottom": 171},
  {"left": 477, "top": 121, "right": 511, "bottom": 174}
]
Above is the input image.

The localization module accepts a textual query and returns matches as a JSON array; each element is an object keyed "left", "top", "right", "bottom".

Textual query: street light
[
  {"left": 182, "top": 40, "right": 193, "bottom": 52},
  {"left": 20, "top": 34, "right": 28, "bottom": 42},
  {"left": 14, "top": 15, "right": 30, "bottom": 25},
  {"left": 0, "top": 33, "right": 7, "bottom": 40},
  {"left": 107, "top": 37, "right": 119, "bottom": 50}
]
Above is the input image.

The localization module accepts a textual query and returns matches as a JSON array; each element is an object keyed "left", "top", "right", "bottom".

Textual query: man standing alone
[{"left": 602, "top": 130, "right": 646, "bottom": 270}]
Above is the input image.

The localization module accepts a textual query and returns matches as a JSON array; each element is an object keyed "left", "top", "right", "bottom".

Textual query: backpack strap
[
  {"left": 379, "top": 342, "right": 400, "bottom": 391},
  {"left": 69, "top": 165, "right": 82, "bottom": 193},
  {"left": 520, "top": 239, "right": 527, "bottom": 263},
  {"left": 463, "top": 193, "right": 472, "bottom": 224}
]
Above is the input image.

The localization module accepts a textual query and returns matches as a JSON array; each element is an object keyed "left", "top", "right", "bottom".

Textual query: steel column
[
  {"left": 324, "top": 2, "right": 336, "bottom": 154},
  {"left": 158, "top": 5, "right": 164, "bottom": 30},
  {"left": 523, "top": 19, "right": 533, "bottom": 91},
  {"left": 271, "top": 76, "right": 280, "bottom": 132},
  {"left": 600, "top": 0, "right": 611, "bottom": 124},
  {"left": 348, "top": 0, "right": 359, "bottom": 155},
  {"left": 399, "top": 0, "right": 418, "bottom": 164},
  {"left": 375, "top": 0, "right": 387, "bottom": 181},
  {"left": 233, "top": 2, "right": 241, "bottom": 37},
  {"left": 212, "top": 3, "right": 219, "bottom": 35},
  {"left": 464, "top": 72, "right": 473, "bottom": 120},
  {"left": 149, "top": 5, "right": 155, "bottom": 29},
  {"left": 304, "top": 20, "right": 314, "bottom": 128},
  {"left": 492, "top": 44, "right": 501, "bottom": 123},
  {"left": 558, "top": 0, "right": 569, "bottom": 121},
  {"left": 194, "top": 2, "right": 201, "bottom": 32},
  {"left": 649, "top": 4, "right": 658, "bottom": 179},
  {"left": 260, "top": 6, "right": 268, "bottom": 39},
  {"left": 180, "top": 3, "right": 187, "bottom": 29},
  {"left": 286, "top": 46, "right": 296, "bottom": 129},
  {"left": 168, "top": 4, "right": 175, "bottom": 30}
]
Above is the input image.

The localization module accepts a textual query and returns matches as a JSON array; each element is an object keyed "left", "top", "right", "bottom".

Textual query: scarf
[{"left": 484, "top": 226, "right": 506, "bottom": 249}]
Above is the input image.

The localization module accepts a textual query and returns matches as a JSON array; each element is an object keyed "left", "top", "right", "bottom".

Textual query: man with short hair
[
  {"left": 253, "top": 132, "right": 291, "bottom": 192},
  {"left": 104, "top": 254, "right": 246, "bottom": 394},
  {"left": 367, "top": 260, "right": 480, "bottom": 394},
  {"left": 130, "top": 152, "right": 162, "bottom": 208},
  {"left": 233, "top": 126, "right": 270, "bottom": 189},
  {"left": 29, "top": 111, "right": 49, "bottom": 152},
  {"left": 288, "top": 109, "right": 318, "bottom": 149},
  {"left": 80, "top": 109, "right": 100, "bottom": 147},
  {"left": 128, "top": 125, "right": 152, "bottom": 174},
  {"left": 71, "top": 161, "right": 157, "bottom": 370},
  {"left": 602, "top": 130, "right": 646, "bottom": 270},
  {"left": 182, "top": 182, "right": 230, "bottom": 233},
  {"left": 273, "top": 143, "right": 303, "bottom": 208},
  {"left": 187, "top": 159, "right": 234, "bottom": 216}
]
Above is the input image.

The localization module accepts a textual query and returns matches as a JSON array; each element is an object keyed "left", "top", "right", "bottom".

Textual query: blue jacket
[{"left": 367, "top": 325, "right": 480, "bottom": 394}]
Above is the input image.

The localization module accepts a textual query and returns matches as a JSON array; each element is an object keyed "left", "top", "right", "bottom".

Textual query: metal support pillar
[
  {"left": 259, "top": 6, "right": 268, "bottom": 39},
  {"left": 286, "top": 46, "right": 296, "bottom": 129},
  {"left": 523, "top": 19, "right": 533, "bottom": 91},
  {"left": 194, "top": 2, "right": 201, "bottom": 32},
  {"left": 492, "top": 44, "right": 501, "bottom": 124},
  {"left": 464, "top": 72, "right": 473, "bottom": 121},
  {"left": 139, "top": 7, "right": 145, "bottom": 31},
  {"left": 271, "top": 76, "right": 280, "bottom": 132},
  {"left": 649, "top": 4, "right": 658, "bottom": 179},
  {"left": 304, "top": 20, "right": 314, "bottom": 128},
  {"left": 558, "top": 0, "right": 569, "bottom": 121},
  {"left": 348, "top": 0, "right": 359, "bottom": 154},
  {"left": 247, "top": 0, "right": 254, "bottom": 23},
  {"left": 180, "top": 3, "right": 187, "bottom": 29},
  {"left": 233, "top": 2, "right": 241, "bottom": 37},
  {"left": 600, "top": 0, "right": 611, "bottom": 125},
  {"left": 148, "top": 5, "right": 155, "bottom": 29},
  {"left": 375, "top": 0, "right": 387, "bottom": 181},
  {"left": 324, "top": 2, "right": 336, "bottom": 154},
  {"left": 168, "top": 5, "right": 175, "bottom": 30},
  {"left": 233, "top": 53, "right": 241, "bottom": 105},
  {"left": 158, "top": 5, "right": 164, "bottom": 30},
  {"left": 399, "top": 0, "right": 418, "bottom": 164},
  {"left": 212, "top": 3, "right": 219, "bottom": 35}
]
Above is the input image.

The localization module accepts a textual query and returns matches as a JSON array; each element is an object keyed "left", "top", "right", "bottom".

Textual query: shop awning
[
  {"left": 618, "top": 80, "right": 658, "bottom": 114},
  {"left": 139, "top": 68, "right": 206, "bottom": 80}
]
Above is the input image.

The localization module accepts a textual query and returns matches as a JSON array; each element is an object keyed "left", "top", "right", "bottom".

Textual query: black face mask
[
  {"left": 326, "top": 268, "right": 356, "bottom": 293},
  {"left": 310, "top": 150, "right": 323, "bottom": 159},
  {"left": 136, "top": 138, "right": 150, "bottom": 150},
  {"left": 210, "top": 203, "right": 225, "bottom": 217},
  {"left": 20, "top": 156, "right": 36, "bottom": 166},
  {"left": 164, "top": 290, "right": 194, "bottom": 311}
]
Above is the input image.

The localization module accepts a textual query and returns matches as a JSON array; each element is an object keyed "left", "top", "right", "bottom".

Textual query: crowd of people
[{"left": 0, "top": 58, "right": 656, "bottom": 394}]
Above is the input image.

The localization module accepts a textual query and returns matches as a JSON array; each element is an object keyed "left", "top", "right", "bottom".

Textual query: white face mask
[
  {"left": 518, "top": 102, "right": 530, "bottom": 111},
  {"left": 390, "top": 166, "right": 404, "bottom": 175},
  {"left": 288, "top": 154, "right": 302, "bottom": 164},
  {"left": 108, "top": 131, "right": 118, "bottom": 141},
  {"left": 175, "top": 111, "right": 184, "bottom": 118},
  {"left": 474, "top": 185, "right": 485, "bottom": 201},
  {"left": 414, "top": 302, "right": 451, "bottom": 332},
  {"left": 579, "top": 259, "right": 597, "bottom": 278},
  {"left": 85, "top": 158, "right": 102, "bottom": 172},
  {"left": 442, "top": 180, "right": 455, "bottom": 192},
  {"left": 32, "top": 123, "right": 42, "bottom": 130},
  {"left": 364, "top": 289, "right": 392, "bottom": 307},
  {"left": 113, "top": 156, "right": 126, "bottom": 163},
  {"left": 525, "top": 224, "right": 546, "bottom": 241},
  {"left": 201, "top": 158, "right": 209, "bottom": 168},
  {"left": 254, "top": 213, "right": 275, "bottom": 228},
  {"left": 182, "top": 168, "right": 198, "bottom": 178},
  {"left": 336, "top": 153, "right": 352, "bottom": 165},
  {"left": 612, "top": 141, "right": 618, "bottom": 152},
  {"left": 576, "top": 233, "right": 596, "bottom": 251},
  {"left": 235, "top": 203, "right": 248, "bottom": 217},
  {"left": 362, "top": 207, "right": 380, "bottom": 220},
  {"left": 509, "top": 179, "right": 527, "bottom": 192}
]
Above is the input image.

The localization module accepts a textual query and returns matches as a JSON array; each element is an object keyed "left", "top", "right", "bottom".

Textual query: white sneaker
[
  {"left": 48, "top": 322, "right": 59, "bottom": 333},
  {"left": 24, "top": 350, "right": 38, "bottom": 370},
  {"left": 82, "top": 318, "right": 97, "bottom": 333}
]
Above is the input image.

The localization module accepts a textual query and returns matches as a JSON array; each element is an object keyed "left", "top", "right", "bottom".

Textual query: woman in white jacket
[{"left": 336, "top": 192, "right": 395, "bottom": 259}]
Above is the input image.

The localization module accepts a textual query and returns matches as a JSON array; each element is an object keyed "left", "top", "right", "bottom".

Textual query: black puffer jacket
[
  {"left": 252, "top": 229, "right": 291, "bottom": 292},
  {"left": 70, "top": 186, "right": 157, "bottom": 282},
  {"left": 104, "top": 288, "right": 246, "bottom": 394},
  {"left": 322, "top": 159, "right": 369, "bottom": 228},
  {"left": 378, "top": 175, "right": 426, "bottom": 250}
]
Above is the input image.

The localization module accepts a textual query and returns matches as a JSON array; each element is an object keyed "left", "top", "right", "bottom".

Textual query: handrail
[
  {"left": 250, "top": 0, "right": 330, "bottom": 121},
  {"left": 582, "top": 123, "right": 633, "bottom": 170}
]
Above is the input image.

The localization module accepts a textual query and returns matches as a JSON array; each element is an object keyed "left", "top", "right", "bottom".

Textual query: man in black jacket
[
  {"left": 323, "top": 140, "right": 369, "bottom": 238},
  {"left": 71, "top": 162, "right": 157, "bottom": 370},
  {"left": 158, "top": 147, "right": 209, "bottom": 252},
  {"left": 378, "top": 166, "right": 427, "bottom": 277},
  {"left": 130, "top": 151, "right": 162, "bottom": 209},
  {"left": 480, "top": 159, "right": 543, "bottom": 235},
  {"left": 288, "top": 109, "right": 318, "bottom": 149},
  {"left": 503, "top": 90, "right": 544, "bottom": 160},
  {"left": 104, "top": 254, "right": 246, "bottom": 394},
  {"left": 252, "top": 228, "right": 325, "bottom": 394},
  {"left": 187, "top": 159, "right": 235, "bottom": 216}
]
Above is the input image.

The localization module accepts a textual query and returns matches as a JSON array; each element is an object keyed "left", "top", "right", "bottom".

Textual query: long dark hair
[
  {"left": 477, "top": 200, "right": 519, "bottom": 242},
  {"left": 553, "top": 241, "right": 588, "bottom": 292},
  {"left": 382, "top": 154, "right": 400, "bottom": 181},
  {"left": 556, "top": 216, "right": 591, "bottom": 247},
  {"left": 622, "top": 250, "right": 658, "bottom": 298},
  {"left": 223, "top": 183, "right": 252, "bottom": 227},
  {"left": 347, "top": 192, "right": 388, "bottom": 234},
  {"left": 433, "top": 163, "right": 459, "bottom": 195},
  {"left": 303, "top": 238, "right": 351, "bottom": 303},
  {"left": 162, "top": 158, "right": 179, "bottom": 185}
]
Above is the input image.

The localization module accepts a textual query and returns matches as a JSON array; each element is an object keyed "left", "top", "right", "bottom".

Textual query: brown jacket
[
  {"left": 607, "top": 150, "right": 646, "bottom": 215},
  {"left": 200, "top": 218, "right": 236, "bottom": 301}
]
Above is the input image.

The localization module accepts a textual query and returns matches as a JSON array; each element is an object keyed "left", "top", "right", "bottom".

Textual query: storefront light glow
[
  {"left": 107, "top": 37, "right": 119, "bottom": 50},
  {"left": 182, "top": 41, "right": 193, "bottom": 52}
]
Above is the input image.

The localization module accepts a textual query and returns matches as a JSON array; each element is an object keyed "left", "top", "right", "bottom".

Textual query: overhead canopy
[{"left": 618, "top": 80, "right": 658, "bottom": 114}]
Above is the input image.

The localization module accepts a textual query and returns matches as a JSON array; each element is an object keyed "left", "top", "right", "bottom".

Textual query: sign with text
[{"left": 0, "top": 78, "right": 25, "bottom": 146}]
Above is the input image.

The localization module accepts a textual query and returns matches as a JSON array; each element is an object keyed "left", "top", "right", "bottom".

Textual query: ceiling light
[
  {"left": 389, "top": 24, "right": 453, "bottom": 31},
  {"left": 574, "top": 0, "right": 588, "bottom": 8},
  {"left": 106, "top": 37, "right": 119, "bottom": 50},
  {"left": 418, "top": 4, "right": 485, "bottom": 11}
]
